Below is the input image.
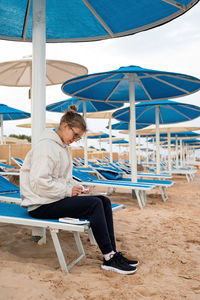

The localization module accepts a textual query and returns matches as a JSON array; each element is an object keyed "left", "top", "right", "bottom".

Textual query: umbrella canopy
[
  {"left": 160, "top": 131, "right": 200, "bottom": 139},
  {"left": 0, "top": 1, "right": 198, "bottom": 42},
  {"left": 113, "top": 100, "right": 200, "bottom": 125},
  {"left": 0, "top": 104, "right": 30, "bottom": 143},
  {"left": 113, "top": 100, "right": 200, "bottom": 173},
  {"left": 129, "top": 123, "right": 200, "bottom": 136},
  {"left": 62, "top": 66, "right": 200, "bottom": 103},
  {"left": 88, "top": 133, "right": 110, "bottom": 139},
  {"left": 112, "top": 140, "right": 129, "bottom": 144},
  {"left": 46, "top": 97, "right": 123, "bottom": 113},
  {"left": 62, "top": 65, "right": 200, "bottom": 182},
  {"left": 109, "top": 121, "right": 148, "bottom": 130},
  {"left": 0, "top": 104, "right": 30, "bottom": 120},
  {"left": 0, "top": 59, "right": 88, "bottom": 87}
]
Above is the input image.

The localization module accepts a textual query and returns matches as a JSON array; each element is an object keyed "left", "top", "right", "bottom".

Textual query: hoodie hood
[{"left": 39, "top": 129, "right": 66, "bottom": 148}]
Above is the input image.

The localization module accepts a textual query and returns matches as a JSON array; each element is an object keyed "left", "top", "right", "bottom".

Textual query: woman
[{"left": 20, "top": 106, "right": 138, "bottom": 275}]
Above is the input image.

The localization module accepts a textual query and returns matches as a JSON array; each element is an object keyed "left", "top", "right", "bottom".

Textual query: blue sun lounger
[
  {"left": 0, "top": 175, "right": 125, "bottom": 272},
  {"left": 80, "top": 165, "right": 173, "bottom": 202},
  {"left": 72, "top": 168, "right": 155, "bottom": 209},
  {"left": 0, "top": 201, "right": 124, "bottom": 273},
  {"left": 0, "top": 175, "right": 21, "bottom": 203}
]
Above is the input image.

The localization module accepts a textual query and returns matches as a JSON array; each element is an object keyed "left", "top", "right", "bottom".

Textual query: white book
[{"left": 59, "top": 217, "right": 89, "bottom": 225}]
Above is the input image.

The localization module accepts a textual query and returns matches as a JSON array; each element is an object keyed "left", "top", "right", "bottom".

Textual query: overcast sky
[{"left": 0, "top": 3, "right": 200, "bottom": 151}]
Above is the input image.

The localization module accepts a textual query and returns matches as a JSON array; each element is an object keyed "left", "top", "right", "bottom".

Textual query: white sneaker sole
[{"left": 101, "top": 265, "right": 137, "bottom": 275}]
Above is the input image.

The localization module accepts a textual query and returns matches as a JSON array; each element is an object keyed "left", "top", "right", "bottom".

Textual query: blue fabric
[
  {"left": 113, "top": 100, "right": 200, "bottom": 124},
  {"left": 0, "top": 104, "right": 30, "bottom": 120},
  {"left": 96, "top": 169, "right": 123, "bottom": 180},
  {"left": 62, "top": 66, "right": 200, "bottom": 103},
  {"left": 46, "top": 97, "right": 123, "bottom": 113},
  {"left": 0, "top": 176, "right": 19, "bottom": 193},
  {"left": 0, "top": 163, "right": 14, "bottom": 169},
  {"left": 0, "top": 1, "right": 198, "bottom": 42},
  {"left": 88, "top": 133, "right": 110, "bottom": 139},
  {"left": 108, "top": 122, "right": 147, "bottom": 130},
  {"left": 112, "top": 140, "right": 128, "bottom": 144}
]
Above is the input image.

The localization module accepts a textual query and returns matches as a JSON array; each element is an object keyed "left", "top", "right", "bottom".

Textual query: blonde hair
[{"left": 59, "top": 105, "right": 87, "bottom": 132}]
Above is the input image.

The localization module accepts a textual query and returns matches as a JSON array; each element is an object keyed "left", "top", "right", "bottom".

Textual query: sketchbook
[{"left": 59, "top": 217, "right": 89, "bottom": 225}]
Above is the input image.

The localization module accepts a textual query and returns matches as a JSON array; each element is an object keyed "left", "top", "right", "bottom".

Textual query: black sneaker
[
  {"left": 101, "top": 253, "right": 137, "bottom": 275},
  {"left": 116, "top": 252, "right": 139, "bottom": 267}
]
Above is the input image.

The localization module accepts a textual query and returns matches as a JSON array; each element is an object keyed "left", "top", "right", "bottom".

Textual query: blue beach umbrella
[
  {"left": 0, "top": 104, "right": 30, "bottom": 143},
  {"left": 1, "top": 1, "right": 198, "bottom": 42},
  {"left": 107, "top": 121, "right": 148, "bottom": 130},
  {"left": 47, "top": 97, "right": 123, "bottom": 166},
  {"left": 112, "top": 140, "right": 129, "bottom": 144},
  {"left": 88, "top": 133, "right": 115, "bottom": 151},
  {"left": 62, "top": 65, "right": 200, "bottom": 182},
  {"left": 0, "top": 1, "right": 199, "bottom": 149},
  {"left": 46, "top": 97, "right": 123, "bottom": 113},
  {"left": 113, "top": 99, "right": 200, "bottom": 173}
]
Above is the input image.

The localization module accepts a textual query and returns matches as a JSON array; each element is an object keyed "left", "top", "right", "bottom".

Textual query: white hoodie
[{"left": 20, "top": 129, "right": 78, "bottom": 211}]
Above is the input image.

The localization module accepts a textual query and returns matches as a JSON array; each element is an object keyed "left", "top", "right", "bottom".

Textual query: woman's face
[{"left": 57, "top": 123, "right": 84, "bottom": 145}]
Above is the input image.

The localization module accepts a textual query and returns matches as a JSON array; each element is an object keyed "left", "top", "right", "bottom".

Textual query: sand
[{"left": 0, "top": 171, "right": 200, "bottom": 300}]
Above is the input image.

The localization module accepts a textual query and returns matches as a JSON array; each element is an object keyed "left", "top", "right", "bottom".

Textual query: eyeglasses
[{"left": 70, "top": 127, "right": 82, "bottom": 141}]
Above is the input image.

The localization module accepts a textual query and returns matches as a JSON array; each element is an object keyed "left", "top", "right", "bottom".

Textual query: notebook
[{"left": 59, "top": 217, "right": 89, "bottom": 225}]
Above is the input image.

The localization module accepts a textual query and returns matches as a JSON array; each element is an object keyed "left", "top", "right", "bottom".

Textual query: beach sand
[{"left": 0, "top": 171, "right": 200, "bottom": 300}]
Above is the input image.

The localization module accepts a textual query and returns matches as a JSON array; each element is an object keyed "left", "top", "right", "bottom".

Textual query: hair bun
[{"left": 68, "top": 105, "right": 78, "bottom": 112}]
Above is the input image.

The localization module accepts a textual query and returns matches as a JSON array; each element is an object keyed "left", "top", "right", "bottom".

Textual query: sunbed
[
  {"left": 0, "top": 176, "right": 125, "bottom": 272},
  {"left": 81, "top": 165, "right": 173, "bottom": 202},
  {"left": 72, "top": 168, "right": 155, "bottom": 209}
]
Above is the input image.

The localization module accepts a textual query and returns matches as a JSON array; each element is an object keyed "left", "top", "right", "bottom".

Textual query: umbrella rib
[
  {"left": 72, "top": 73, "right": 117, "bottom": 96},
  {"left": 105, "top": 75, "right": 126, "bottom": 102},
  {"left": 47, "top": 61, "right": 87, "bottom": 77},
  {"left": 136, "top": 76, "right": 152, "bottom": 100},
  {"left": 22, "top": 0, "right": 31, "bottom": 41},
  {"left": 136, "top": 106, "right": 152, "bottom": 122},
  {"left": 81, "top": 0, "right": 114, "bottom": 37},
  {"left": 149, "top": 74, "right": 192, "bottom": 94},
  {"left": 161, "top": 0, "right": 186, "bottom": 9},
  {"left": 168, "top": 105, "right": 199, "bottom": 120},
  {"left": 89, "top": 101, "right": 98, "bottom": 112},
  {"left": 46, "top": 72, "right": 53, "bottom": 85}
]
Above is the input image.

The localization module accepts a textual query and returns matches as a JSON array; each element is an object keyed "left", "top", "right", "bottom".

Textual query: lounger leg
[
  {"left": 135, "top": 190, "right": 145, "bottom": 209},
  {"left": 186, "top": 174, "right": 190, "bottom": 183},
  {"left": 50, "top": 229, "right": 86, "bottom": 273},
  {"left": 159, "top": 186, "right": 168, "bottom": 202},
  {"left": 50, "top": 228, "right": 69, "bottom": 272}
]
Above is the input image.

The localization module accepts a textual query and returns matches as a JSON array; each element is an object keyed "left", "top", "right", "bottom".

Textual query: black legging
[{"left": 29, "top": 195, "right": 116, "bottom": 254}]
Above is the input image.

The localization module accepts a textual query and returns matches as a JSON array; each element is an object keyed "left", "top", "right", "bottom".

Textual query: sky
[{"left": 0, "top": 3, "right": 200, "bottom": 152}]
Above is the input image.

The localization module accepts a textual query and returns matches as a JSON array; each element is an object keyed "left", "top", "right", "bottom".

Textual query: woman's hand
[{"left": 72, "top": 185, "right": 83, "bottom": 196}]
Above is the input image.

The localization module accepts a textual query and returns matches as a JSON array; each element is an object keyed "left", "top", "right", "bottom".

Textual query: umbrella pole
[
  {"left": 175, "top": 134, "right": 179, "bottom": 168},
  {"left": 32, "top": 0, "right": 46, "bottom": 146},
  {"left": 0, "top": 114, "right": 3, "bottom": 144},
  {"left": 129, "top": 76, "right": 137, "bottom": 183},
  {"left": 155, "top": 106, "right": 160, "bottom": 174},
  {"left": 108, "top": 118, "right": 113, "bottom": 163},
  {"left": 146, "top": 136, "right": 149, "bottom": 164},
  {"left": 31, "top": 0, "right": 46, "bottom": 242},
  {"left": 83, "top": 101, "right": 88, "bottom": 167},
  {"left": 138, "top": 134, "right": 141, "bottom": 164},
  {"left": 168, "top": 132, "right": 172, "bottom": 173},
  {"left": 180, "top": 139, "right": 183, "bottom": 167}
]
